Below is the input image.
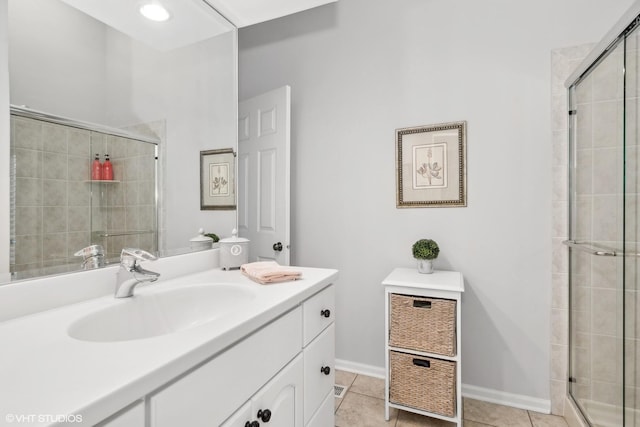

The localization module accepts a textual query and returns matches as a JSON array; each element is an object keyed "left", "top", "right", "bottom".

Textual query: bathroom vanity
[{"left": 0, "top": 253, "right": 337, "bottom": 427}]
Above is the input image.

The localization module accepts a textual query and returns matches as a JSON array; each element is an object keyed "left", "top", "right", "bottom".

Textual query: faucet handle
[
  {"left": 120, "top": 248, "right": 157, "bottom": 265},
  {"left": 74, "top": 244, "right": 105, "bottom": 258}
]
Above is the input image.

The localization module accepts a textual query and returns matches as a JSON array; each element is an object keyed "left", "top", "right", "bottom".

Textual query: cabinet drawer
[
  {"left": 389, "top": 293, "right": 456, "bottom": 356},
  {"left": 303, "top": 323, "right": 335, "bottom": 425},
  {"left": 305, "top": 389, "right": 334, "bottom": 427},
  {"left": 303, "top": 285, "right": 335, "bottom": 346},
  {"left": 389, "top": 350, "right": 456, "bottom": 418},
  {"left": 149, "top": 307, "right": 302, "bottom": 427}
]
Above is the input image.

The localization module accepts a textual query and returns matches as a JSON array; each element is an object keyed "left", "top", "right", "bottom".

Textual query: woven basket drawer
[
  {"left": 389, "top": 351, "right": 456, "bottom": 418},
  {"left": 389, "top": 293, "right": 456, "bottom": 356}
]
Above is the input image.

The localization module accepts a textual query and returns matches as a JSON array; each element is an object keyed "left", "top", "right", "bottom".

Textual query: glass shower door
[
  {"left": 624, "top": 25, "right": 640, "bottom": 427},
  {"left": 568, "top": 40, "right": 626, "bottom": 426}
]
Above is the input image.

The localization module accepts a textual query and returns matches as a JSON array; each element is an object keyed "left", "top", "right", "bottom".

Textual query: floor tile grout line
[
  {"left": 348, "top": 389, "right": 385, "bottom": 399},
  {"left": 527, "top": 409, "right": 534, "bottom": 427}
]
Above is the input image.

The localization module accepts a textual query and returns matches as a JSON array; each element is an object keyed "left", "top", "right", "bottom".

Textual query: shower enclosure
[
  {"left": 9, "top": 107, "right": 159, "bottom": 280},
  {"left": 565, "top": 13, "right": 640, "bottom": 427}
]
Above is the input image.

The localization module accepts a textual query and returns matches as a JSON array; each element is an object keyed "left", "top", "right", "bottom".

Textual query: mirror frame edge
[{"left": 1, "top": 0, "right": 11, "bottom": 282}]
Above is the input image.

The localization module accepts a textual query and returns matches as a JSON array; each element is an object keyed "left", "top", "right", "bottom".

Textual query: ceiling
[
  {"left": 204, "top": 0, "right": 337, "bottom": 28},
  {"left": 59, "top": 0, "right": 234, "bottom": 51},
  {"left": 59, "top": 0, "right": 338, "bottom": 51}
]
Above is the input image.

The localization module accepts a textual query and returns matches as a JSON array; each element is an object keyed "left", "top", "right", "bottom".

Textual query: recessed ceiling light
[{"left": 140, "top": 3, "right": 170, "bottom": 22}]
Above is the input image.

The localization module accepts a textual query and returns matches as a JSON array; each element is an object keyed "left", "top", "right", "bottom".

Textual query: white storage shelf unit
[{"left": 382, "top": 268, "right": 464, "bottom": 427}]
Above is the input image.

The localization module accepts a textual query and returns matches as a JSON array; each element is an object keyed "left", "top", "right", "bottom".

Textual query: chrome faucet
[
  {"left": 115, "top": 248, "right": 160, "bottom": 298},
  {"left": 74, "top": 244, "right": 106, "bottom": 270}
]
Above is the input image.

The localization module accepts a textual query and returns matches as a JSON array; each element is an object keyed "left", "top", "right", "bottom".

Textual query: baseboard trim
[
  {"left": 335, "top": 359, "right": 551, "bottom": 414},
  {"left": 462, "top": 384, "right": 551, "bottom": 414},
  {"left": 335, "top": 359, "right": 386, "bottom": 378}
]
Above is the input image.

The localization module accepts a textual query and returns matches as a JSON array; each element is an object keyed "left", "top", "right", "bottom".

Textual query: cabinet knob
[
  {"left": 320, "top": 309, "right": 331, "bottom": 318},
  {"left": 244, "top": 422, "right": 259, "bottom": 427},
  {"left": 257, "top": 409, "right": 271, "bottom": 423},
  {"left": 320, "top": 366, "right": 331, "bottom": 375}
]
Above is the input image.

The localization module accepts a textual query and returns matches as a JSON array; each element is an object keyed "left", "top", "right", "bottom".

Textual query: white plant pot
[{"left": 417, "top": 259, "right": 434, "bottom": 274}]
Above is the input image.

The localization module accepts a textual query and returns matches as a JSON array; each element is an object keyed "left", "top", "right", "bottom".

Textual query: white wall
[
  {"left": 104, "top": 29, "right": 237, "bottom": 248},
  {"left": 8, "top": 0, "right": 107, "bottom": 122},
  {"left": 238, "top": 0, "right": 635, "bottom": 401}
]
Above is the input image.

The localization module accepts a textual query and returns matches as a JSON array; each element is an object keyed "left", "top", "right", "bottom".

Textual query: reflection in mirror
[
  {"left": 10, "top": 107, "right": 159, "bottom": 280},
  {"left": 3, "top": 0, "right": 238, "bottom": 283}
]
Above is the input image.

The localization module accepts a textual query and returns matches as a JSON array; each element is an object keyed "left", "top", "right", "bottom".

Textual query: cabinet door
[
  {"left": 251, "top": 354, "right": 304, "bottom": 427},
  {"left": 303, "top": 324, "right": 335, "bottom": 425},
  {"left": 221, "top": 402, "right": 252, "bottom": 427},
  {"left": 305, "top": 390, "right": 334, "bottom": 427},
  {"left": 149, "top": 308, "right": 302, "bottom": 427}
]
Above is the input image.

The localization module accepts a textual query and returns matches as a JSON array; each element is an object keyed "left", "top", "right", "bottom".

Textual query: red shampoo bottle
[
  {"left": 102, "top": 154, "right": 113, "bottom": 181},
  {"left": 91, "top": 154, "right": 102, "bottom": 180}
]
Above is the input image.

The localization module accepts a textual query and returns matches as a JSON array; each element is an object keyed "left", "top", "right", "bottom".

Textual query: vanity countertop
[{"left": 0, "top": 266, "right": 338, "bottom": 427}]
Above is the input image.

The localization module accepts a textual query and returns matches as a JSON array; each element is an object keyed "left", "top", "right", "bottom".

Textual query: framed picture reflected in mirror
[{"left": 200, "top": 148, "right": 236, "bottom": 210}]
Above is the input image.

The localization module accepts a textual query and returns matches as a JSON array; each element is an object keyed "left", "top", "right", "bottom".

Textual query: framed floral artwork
[
  {"left": 396, "top": 121, "right": 467, "bottom": 208},
  {"left": 200, "top": 148, "right": 236, "bottom": 210}
]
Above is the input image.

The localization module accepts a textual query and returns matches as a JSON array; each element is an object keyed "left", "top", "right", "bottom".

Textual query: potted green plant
[
  {"left": 412, "top": 239, "right": 439, "bottom": 274},
  {"left": 204, "top": 232, "right": 220, "bottom": 249},
  {"left": 204, "top": 233, "right": 220, "bottom": 243}
]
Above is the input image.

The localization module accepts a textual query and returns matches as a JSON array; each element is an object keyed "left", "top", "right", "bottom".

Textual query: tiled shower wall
[
  {"left": 551, "top": 43, "right": 593, "bottom": 416},
  {"left": 570, "top": 41, "right": 627, "bottom": 416},
  {"left": 552, "top": 40, "right": 640, "bottom": 423},
  {"left": 10, "top": 116, "right": 157, "bottom": 279}
]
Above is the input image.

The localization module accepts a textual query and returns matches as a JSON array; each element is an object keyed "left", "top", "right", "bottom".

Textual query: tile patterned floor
[{"left": 334, "top": 370, "right": 569, "bottom": 427}]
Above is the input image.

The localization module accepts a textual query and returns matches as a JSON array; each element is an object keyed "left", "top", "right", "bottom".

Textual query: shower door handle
[{"left": 562, "top": 240, "right": 617, "bottom": 257}]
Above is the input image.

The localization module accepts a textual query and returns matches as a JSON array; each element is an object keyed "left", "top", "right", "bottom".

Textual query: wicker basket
[
  {"left": 389, "top": 294, "right": 456, "bottom": 356},
  {"left": 389, "top": 351, "right": 456, "bottom": 417}
]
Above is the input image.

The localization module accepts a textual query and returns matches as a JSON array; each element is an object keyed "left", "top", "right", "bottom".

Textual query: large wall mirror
[{"left": 1, "top": 0, "right": 238, "bottom": 283}]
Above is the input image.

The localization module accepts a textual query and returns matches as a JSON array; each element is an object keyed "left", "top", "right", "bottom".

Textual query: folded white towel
[{"left": 241, "top": 261, "right": 302, "bottom": 284}]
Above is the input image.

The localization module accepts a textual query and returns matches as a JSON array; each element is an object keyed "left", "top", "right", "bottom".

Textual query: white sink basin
[{"left": 68, "top": 284, "right": 255, "bottom": 342}]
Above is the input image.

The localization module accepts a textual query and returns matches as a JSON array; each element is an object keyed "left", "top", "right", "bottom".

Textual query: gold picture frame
[
  {"left": 396, "top": 121, "right": 467, "bottom": 208},
  {"left": 200, "top": 148, "right": 236, "bottom": 210}
]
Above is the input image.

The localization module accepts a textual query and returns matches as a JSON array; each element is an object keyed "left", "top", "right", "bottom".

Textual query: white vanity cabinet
[
  {"left": 302, "top": 286, "right": 335, "bottom": 426},
  {"left": 305, "top": 391, "right": 334, "bottom": 427},
  {"left": 222, "top": 355, "right": 303, "bottom": 427},
  {"left": 219, "top": 402, "right": 252, "bottom": 427},
  {"left": 148, "top": 284, "right": 335, "bottom": 427},
  {"left": 95, "top": 401, "right": 145, "bottom": 427},
  {"left": 149, "top": 307, "right": 302, "bottom": 427},
  {"left": 0, "top": 264, "right": 339, "bottom": 427}
]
